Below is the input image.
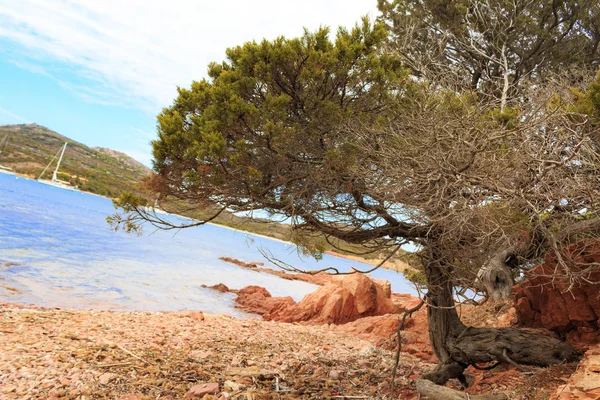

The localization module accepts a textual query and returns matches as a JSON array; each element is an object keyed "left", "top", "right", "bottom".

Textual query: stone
[
  {"left": 497, "top": 307, "right": 517, "bottom": 327},
  {"left": 187, "top": 312, "right": 205, "bottom": 321},
  {"left": 373, "top": 279, "right": 392, "bottom": 298},
  {"left": 234, "top": 286, "right": 296, "bottom": 319},
  {"left": 328, "top": 370, "right": 341, "bottom": 379},
  {"left": 98, "top": 372, "right": 114, "bottom": 385},
  {"left": 206, "top": 283, "right": 230, "bottom": 293},
  {"left": 185, "top": 383, "right": 219, "bottom": 398},
  {"left": 223, "top": 380, "right": 245, "bottom": 392},
  {"left": 230, "top": 355, "right": 243, "bottom": 366},
  {"left": 514, "top": 240, "right": 600, "bottom": 347},
  {"left": 551, "top": 344, "right": 600, "bottom": 399},
  {"left": 392, "top": 293, "right": 423, "bottom": 311},
  {"left": 237, "top": 274, "right": 399, "bottom": 325}
]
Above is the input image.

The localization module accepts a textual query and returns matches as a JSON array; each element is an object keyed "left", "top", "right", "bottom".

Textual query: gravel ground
[{"left": 0, "top": 303, "right": 424, "bottom": 399}]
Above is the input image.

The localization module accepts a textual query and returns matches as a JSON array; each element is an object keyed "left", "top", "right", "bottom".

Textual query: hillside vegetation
[{"left": 0, "top": 124, "right": 150, "bottom": 197}]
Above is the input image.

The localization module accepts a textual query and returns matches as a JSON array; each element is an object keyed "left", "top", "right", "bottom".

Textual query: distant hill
[
  {"left": 0, "top": 123, "right": 151, "bottom": 197},
  {"left": 93, "top": 147, "right": 148, "bottom": 171}
]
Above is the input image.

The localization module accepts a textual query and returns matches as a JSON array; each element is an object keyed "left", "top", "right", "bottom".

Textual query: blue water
[{"left": 0, "top": 173, "right": 416, "bottom": 316}]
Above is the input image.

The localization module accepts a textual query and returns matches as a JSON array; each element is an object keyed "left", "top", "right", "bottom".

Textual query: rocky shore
[
  {"left": 0, "top": 303, "right": 426, "bottom": 399},
  {"left": 1, "top": 257, "right": 599, "bottom": 399}
]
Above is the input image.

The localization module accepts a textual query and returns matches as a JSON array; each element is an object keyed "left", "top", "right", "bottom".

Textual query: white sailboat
[
  {"left": 0, "top": 135, "right": 16, "bottom": 175},
  {"left": 37, "top": 142, "right": 78, "bottom": 190}
]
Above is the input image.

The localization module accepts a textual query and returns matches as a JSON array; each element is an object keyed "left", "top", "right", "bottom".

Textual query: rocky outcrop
[
  {"left": 219, "top": 256, "right": 332, "bottom": 285},
  {"left": 201, "top": 283, "right": 231, "bottom": 293},
  {"left": 234, "top": 286, "right": 296, "bottom": 319},
  {"left": 219, "top": 257, "right": 265, "bottom": 269},
  {"left": 235, "top": 274, "right": 399, "bottom": 325},
  {"left": 374, "top": 279, "right": 392, "bottom": 298},
  {"left": 551, "top": 344, "right": 600, "bottom": 399},
  {"left": 513, "top": 241, "right": 600, "bottom": 347}
]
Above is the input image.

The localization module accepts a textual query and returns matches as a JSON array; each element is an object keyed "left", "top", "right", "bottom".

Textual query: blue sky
[{"left": 0, "top": 0, "right": 378, "bottom": 167}]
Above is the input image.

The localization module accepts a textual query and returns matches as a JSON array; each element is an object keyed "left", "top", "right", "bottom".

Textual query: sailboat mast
[{"left": 52, "top": 143, "right": 67, "bottom": 181}]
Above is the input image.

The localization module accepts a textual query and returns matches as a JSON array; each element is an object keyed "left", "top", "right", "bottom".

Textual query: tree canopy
[
  {"left": 132, "top": 20, "right": 422, "bottom": 250},
  {"left": 379, "top": 0, "right": 600, "bottom": 93}
]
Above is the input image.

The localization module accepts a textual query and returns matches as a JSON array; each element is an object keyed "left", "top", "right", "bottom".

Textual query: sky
[{"left": 0, "top": 0, "right": 379, "bottom": 167}]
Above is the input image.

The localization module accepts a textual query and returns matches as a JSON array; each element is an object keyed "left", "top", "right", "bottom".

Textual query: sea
[{"left": 0, "top": 172, "right": 416, "bottom": 318}]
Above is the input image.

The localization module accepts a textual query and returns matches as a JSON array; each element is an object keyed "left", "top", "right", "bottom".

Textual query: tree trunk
[{"left": 420, "top": 252, "right": 578, "bottom": 388}]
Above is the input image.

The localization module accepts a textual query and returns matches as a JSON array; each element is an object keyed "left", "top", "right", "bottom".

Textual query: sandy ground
[{"left": 0, "top": 303, "right": 424, "bottom": 400}]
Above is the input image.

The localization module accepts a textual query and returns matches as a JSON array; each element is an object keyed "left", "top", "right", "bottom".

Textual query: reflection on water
[{"left": 0, "top": 174, "right": 416, "bottom": 317}]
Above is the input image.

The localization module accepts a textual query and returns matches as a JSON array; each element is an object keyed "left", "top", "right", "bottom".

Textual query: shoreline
[{"left": 9, "top": 172, "right": 413, "bottom": 273}]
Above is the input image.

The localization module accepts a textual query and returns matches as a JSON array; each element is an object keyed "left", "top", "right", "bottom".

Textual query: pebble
[
  {"left": 98, "top": 372, "right": 115, "bottom": 385},
  {"left": 328, "top": 370, "right": 341, "bottom": 380},
  {"left": 185, "top": 382, "right": 219, "bottom": 398},
  {"left": 223, "top": 380, "right": 245, "bottom": 392}
]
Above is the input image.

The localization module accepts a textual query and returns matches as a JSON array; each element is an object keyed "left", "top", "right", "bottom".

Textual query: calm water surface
[{"left": 0, "top": 173, "right": 415, "bottom": 317}]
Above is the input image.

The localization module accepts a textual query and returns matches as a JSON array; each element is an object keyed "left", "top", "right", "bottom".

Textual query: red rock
[
  {"left": 235, "top": 274, "right": 398, "bottom": 325},
  {"left": 514, "top": 240, "right": 600, "bottom": 347},
  {"left": 234, "top": 286, "right": 296, "bottom": 319},
  {"left": 392, "top": 293, "right": 424, "bottom": 311},
  {"left": 185, "top": 382, "right": 219, "bottom": 398},
  {"left": 207, "top": 283, "right": 230, "bottom": 293},
  {"left": 218, "top": 257, "right": 264, "bottom": 268},
  {"left": 332, "top": 315, "right": 399, "bottom": 341},
  {"left": 282, "top": 274, "right": 398, "bottom": 324},
  {"left": 374, "top": 279, "right": 392, "bottom": 298},
  {"left": 515, "top": 297, "right": 534, "bottom": 324}
]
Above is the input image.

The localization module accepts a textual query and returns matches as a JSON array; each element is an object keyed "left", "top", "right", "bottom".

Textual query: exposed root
[
  {"left": 470, "top": 361, "right": 501, "bottom": 371},
  {"left": 500, "top": 348, "right": 524, "bottom": 372},
  {"left": 448, "top": 327, "right": 578, "bottom": 368},
  {"left": 422, "top": 362, "right": 469, "bottom": 387}
]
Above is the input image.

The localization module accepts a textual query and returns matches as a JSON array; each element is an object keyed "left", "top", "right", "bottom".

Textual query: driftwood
[{"left": 416, "top": 379, "right": 509, "bottom": 400}]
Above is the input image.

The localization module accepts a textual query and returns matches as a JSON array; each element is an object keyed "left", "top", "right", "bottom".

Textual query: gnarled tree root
[
  {"left": 448, "top": 326, "right": 578, "bottom": 368},
  {"left": 416, "top": 379, "right": 509, "bottom": 400},
  {"left": 418, "top": 326, "right": 579, "bottom": 397},
  {"left": 422, "top": 362, "right": 470, "bottom": 387}
]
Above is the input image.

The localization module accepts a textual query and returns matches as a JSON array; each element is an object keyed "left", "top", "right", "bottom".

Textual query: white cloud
[
  {"left": 0, "top": 0, "right": 377, "bottom": 113},
  {"left": 0, "top": 105, "right": 31, "bottom": 124}
]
